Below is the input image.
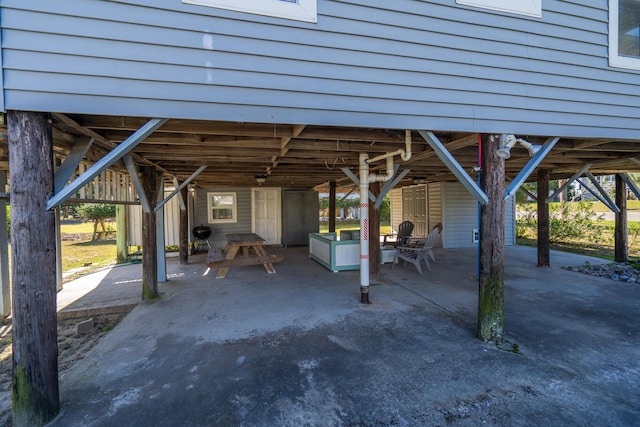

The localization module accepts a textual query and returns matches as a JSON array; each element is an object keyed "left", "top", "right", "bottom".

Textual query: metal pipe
[
  {"left": 359, "top": 153, "right": 370, "bottom": 303},
  {"left": 356, "top": 131, "right": 412, "bottom": 303}
]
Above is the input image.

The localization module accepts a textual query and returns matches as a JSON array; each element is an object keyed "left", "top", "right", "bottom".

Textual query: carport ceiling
[{"left": 5, "top": 113, "right": 640, "bottom": 191}]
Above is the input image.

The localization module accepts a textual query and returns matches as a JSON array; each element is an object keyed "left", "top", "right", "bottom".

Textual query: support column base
[{"left": 360, "top": 286, "right": 370, "bottom": 304}]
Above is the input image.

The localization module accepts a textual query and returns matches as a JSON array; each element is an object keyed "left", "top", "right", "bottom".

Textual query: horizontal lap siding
[
  {"left": 442, "top": 182, "right": 478, "bottom": 248},
  {"left": 440, "top": 182, "right": 515, "bottom": 248},
  {"left": 1, "top": 0, "right": 639, "bottom": 137},
  {"left": 195, "top": 187, "right": 252, "bottom": 247}
]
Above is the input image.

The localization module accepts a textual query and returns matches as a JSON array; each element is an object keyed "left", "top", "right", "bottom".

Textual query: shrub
[{"left": 516, "top": 201, "right": 602, "bottom": 243}]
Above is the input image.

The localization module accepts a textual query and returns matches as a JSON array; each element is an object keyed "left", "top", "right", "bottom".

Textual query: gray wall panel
[{"left": 2, "top": 0, "right": 639, "bottom": 137}]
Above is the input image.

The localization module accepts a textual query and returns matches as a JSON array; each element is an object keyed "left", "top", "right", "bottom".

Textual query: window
[
  {"left": 182, "top": 0, "right": 317, "bottom": 23},
  {"left": 456, "top": 0, "right": 542, "bottom": 18},
  {"left": 610, "top": 0, "right": 640, "bottom": 70},
  {"left": 207, "top": 192, "right": 237, "bottom": 223}
]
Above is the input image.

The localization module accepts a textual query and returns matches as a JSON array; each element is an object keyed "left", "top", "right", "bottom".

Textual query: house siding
[
  {"left": 441, "top": 182, "right": 478, "bottom": 248},
  {"left": 389, "top": 188, "right": 403, "bottom": 235},
  {"left": 127, "top": 191, "right": 183, "bottom": 247},
  {"left": 427, "top": 182, "right": 443, "bottom": 234},
  {"left": 1, "top": 0, "right": 639, "bottom": 138},
  {"left": 194, "top": 187, "right": 252, "bottom": 248},
  {"left": 391, "top": 182, "right": 516, "bottom": 248}
]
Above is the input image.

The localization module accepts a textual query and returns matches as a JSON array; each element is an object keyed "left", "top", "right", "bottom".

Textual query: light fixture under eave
[
  {"left": 255, "top": 174, "right": 267, "bottom": 184},
  {"left": 496, "top": 135, "right": 517, "bottom": 159},
  {"left": 519, "top": 140, "right": 542, "bottom": 157},
  {"left": 497, "top": 134, "right": 542, "bottom": 159}
]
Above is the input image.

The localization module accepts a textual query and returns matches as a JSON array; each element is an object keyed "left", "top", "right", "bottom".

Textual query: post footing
[{"left": 360, "top": 286, "right": 370, "bottom": 304}]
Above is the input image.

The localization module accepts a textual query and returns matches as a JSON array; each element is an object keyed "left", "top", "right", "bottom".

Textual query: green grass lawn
[
  {"left": 319, "top": 219, "right": 391, "bottom": 236},
  {"left": 59, "top": 220, "right": 118, "bottom": 278}
]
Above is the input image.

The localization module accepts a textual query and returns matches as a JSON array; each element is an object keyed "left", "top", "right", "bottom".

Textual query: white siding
[
  {"left": 505, "top": 194, "right": 516, "bottom": 245},
  {"left": 394, "top": 181, "right": 514, "bottom": 249},
  {"left": 389, "top": 188, "right": 403, "bottom": 234},
  {"left": 127, "top": 190, "right": 182, "bottom": 247},
  {"left": 427, "top": 182, "right": 443, "bottom": 234},
  {"left": 441, "top": 182, "right": 478, "bottom": 248}
]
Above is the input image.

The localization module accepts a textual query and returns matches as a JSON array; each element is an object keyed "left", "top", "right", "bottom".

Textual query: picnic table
[{"left": 207, "top": 233, "right": 283, "bottom": 279}]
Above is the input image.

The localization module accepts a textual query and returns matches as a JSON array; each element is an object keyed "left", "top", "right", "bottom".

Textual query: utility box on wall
[{"left": 282, "top": 190, "right": 319, "bottom": 246}]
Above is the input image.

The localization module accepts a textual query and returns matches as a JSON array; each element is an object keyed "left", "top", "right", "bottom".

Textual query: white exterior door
[{"left": 252, "top": 188, "right": 281, "bottom": 245}]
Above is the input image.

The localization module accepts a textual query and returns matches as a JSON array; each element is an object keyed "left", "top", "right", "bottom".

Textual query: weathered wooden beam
[
  {"left": 537, "top": 169, "right": 550, "bottom": 267},
  {"left": 179, "top": 186, "right": 189, "bottom": 265},
  {"left": 8, "top": 110, "right": 59, "bottom": 424},
  {"left": 615, "top": 174, "right": 628, "bottom": 263},
  {"left": 477, "top": 134, "right": 505, "bottom": 345},
  {"left": 52, "top": 113, "right": 171, "bottom": 175},
  {"left": 156, "top": 172, "right": 166, "bottom": 283},
  {"left": 47, "top": 118, "right": 168, "bottom": 210},
  {"left": 141, "top": 165, "right": 159, "bottom": 300}
]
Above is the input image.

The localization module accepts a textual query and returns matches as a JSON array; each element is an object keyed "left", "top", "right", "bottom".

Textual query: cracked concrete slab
[{"left": 47, "top": 246, "right": 639, "bottom": 426}]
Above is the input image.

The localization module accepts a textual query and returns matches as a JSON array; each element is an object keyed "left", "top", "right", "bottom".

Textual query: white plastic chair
[{"left": 392, "top": 223, "right": 442, "bottom": 274}]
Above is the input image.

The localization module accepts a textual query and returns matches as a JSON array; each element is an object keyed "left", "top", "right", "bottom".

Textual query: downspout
[{"left": 358, "top": 130, "right": 412, "bottom": 303}]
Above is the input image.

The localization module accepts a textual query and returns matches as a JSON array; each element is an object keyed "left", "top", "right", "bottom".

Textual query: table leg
[
  {"left": 253, "top": 245, "right": 276, "bottom": 274},
  {"left": 216, "top": 245, "right": 239, "bottom": 279}
]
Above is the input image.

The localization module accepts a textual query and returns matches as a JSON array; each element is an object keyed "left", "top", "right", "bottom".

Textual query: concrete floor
[{"left": 48, "top": 245, "right": 640, "bottom": 426}]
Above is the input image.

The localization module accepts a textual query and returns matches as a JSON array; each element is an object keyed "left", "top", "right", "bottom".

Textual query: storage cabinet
[{"left": 282, "top": 190, "right": 319, "bottom": 246}]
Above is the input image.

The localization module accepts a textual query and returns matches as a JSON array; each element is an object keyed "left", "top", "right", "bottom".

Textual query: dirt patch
[{"left": 0, "top": 312, "right": 129, "bottom": 426}]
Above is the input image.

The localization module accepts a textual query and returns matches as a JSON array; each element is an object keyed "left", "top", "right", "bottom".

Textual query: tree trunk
[
  {"left": 477, "top": 134, "right": 505, "bottom": 345},
  {"left": 141, "top": 165, "right": 159, "bottom": 300},
  {"left": 329, "top": 180, "right": 336, "bottom": 233},
  {"left": 369, "top": 182, "right": 380, "bottom": 277},
  {"left": 179, "top": 186, "right": 189, "bottom": 265},
  {"left": 8, "top": 111, "right": 60, "bottom": 426},
  {"left": 615, "top": 174, "right": 628, "bottom": 263},
  {"left": 537, "top": 169, "right": 550, "bottom": 267}
]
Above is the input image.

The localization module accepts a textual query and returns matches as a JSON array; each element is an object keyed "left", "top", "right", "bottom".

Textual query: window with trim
[
  {"left": 610, "top": 0, "right": 640, "bottom": 69},
  {"left": 207, "top": 192, "right": 237, "bottom": 223},
  {"left": 182, "top": 0, "right": 317, "bottom": 23},
  {"left": 456, "top": 0, "right": 542, "bottom": 18}
]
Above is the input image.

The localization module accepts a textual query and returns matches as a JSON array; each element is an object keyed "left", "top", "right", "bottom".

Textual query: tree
[{"left": 77, "top": 204, "right": 116, "bottom": 240}]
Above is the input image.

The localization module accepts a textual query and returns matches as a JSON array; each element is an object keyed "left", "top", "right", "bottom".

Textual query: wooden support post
[
  {"left": 179, "top": 186, "right": 189, "bottom": 265},
  {"left": 116, "top": 205, "right": 128, "bottom": 263},
  {"left": 615, "top": 174, "right": 628, "bottom": 263},
  {"left": 8, "top": 111, "right": 60, "bottom": 425},
  {"left": 537, "top": 169, "right": 550, "bottom": 267},
  {"left": 141, "top": 165, "right": 159, "bottom": 299},
  {"left": 477, "top": 134, "right": 505, "bottom": 345},
  {"left": 0, "top": 171, "right": 10, "bottom": 317},
  {"left": 156, "top": 172, "right": 166, "bottom": 283},
  {"left": 329, "top": 181, "right": 336, "bottom": 233},
  {"left": 369, "top": 182, "right": 381, "bottom": 276}
]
